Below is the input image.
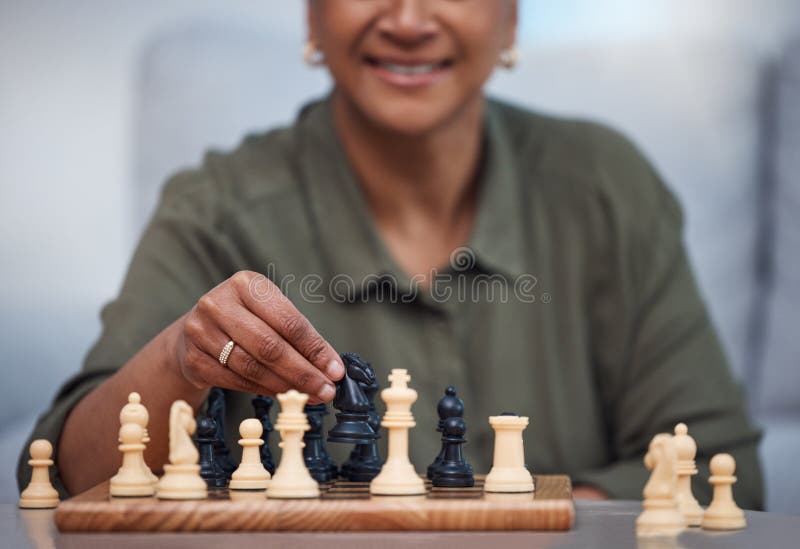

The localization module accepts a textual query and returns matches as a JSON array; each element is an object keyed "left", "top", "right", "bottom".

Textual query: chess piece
[
  {"left": 208, "top": 387, "right": 236, "bottom": 479},
  {"left": 267, "top": 390, "right": 320, "bottom": 499},
  {"left": 230, "top": 418, "right": 271, "bottom": 490},
  {"left": 701, "top": 453, "right": 746, "bottom": 530},
  {"left": 370, "top": 369, "right": 426, "bottom": 495},
  {"left": 252, "top": 395, "right": 276, "bottom": 475},
  {"left": 196, "top": 416, "right": 227, "bottom": 489},
  {"left": 19, "top": 440, "right": 59, "bottom": 509},
  {"left": 303, "top": 403, "right": 338, "bottom": 483},
  {"left": 110, "top": 422, "right": 155, "bottom": 497},
  {"left": 119, "top": 392, "right": 158, "bottom": 485},
  {"left": 341, "top": 377, "right": 382, "bottom": 482},
  {"left": 156, "top": 400, "right": 208, "bottom": 500},
  {"left": 427, "top": 386, "right": 465, "bottom": 480},
  {"left": 636, "top": 433, "right": 686, "bottom": 537},
  {"left": 673, "top": 423, "right": 703, "bottom": 526},
  {"left": 484, "top": 413, "right": 534, "bottom": 493},
  {"left": 327, "top": 353, "right": 378, "bottom": 444},
  {"left": 432, "top": 416, "right": 475, "bottom": 488}
]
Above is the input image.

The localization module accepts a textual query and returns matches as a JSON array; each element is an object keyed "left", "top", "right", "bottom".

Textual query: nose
[{"left": 376, "top": 0, "right": 439, "bottom": 46}]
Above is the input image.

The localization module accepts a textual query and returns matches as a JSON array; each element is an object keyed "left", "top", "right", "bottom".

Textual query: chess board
[{"left": 55, "top": 474, "right": 574, "bottom": 532}]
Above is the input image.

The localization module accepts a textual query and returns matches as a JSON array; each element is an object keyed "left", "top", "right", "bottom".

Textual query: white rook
[{"left": 484, "top": 414, "right": 534, "bottom": 493}]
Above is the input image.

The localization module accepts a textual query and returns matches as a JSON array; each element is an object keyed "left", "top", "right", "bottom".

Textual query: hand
[{"left": 174, "top": 271, "right": 345, "bottom": 403}]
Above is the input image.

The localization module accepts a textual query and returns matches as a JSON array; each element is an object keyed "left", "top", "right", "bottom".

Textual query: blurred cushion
[
  {"left": 488, "top": 39, "right": 766, "bottom": 381},
  {"left": 757, "top": 39, "right": 800, "bottom": 415}
]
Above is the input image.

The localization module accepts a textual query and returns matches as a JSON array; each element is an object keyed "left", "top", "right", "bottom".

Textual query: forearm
[{"left": 58, "top": 316, "right": 208, "bottom": 496}]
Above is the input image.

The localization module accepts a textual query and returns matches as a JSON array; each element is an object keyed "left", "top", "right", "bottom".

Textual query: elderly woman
[{"left": 19, "top": 0, "right": 762, "bottom": 507}]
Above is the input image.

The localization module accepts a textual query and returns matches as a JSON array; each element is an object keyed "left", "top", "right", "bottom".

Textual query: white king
[{"left": 370, "top": 369, "right": 426, "bottom": 495}]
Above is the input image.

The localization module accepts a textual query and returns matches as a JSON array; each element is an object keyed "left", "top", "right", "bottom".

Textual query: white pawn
[
  {"left": 230, "top": 418, "right": 271, "bottom": 490},
  {"left": 636, "top": 433, "right": 686, "bottom": 537},
  {"left": 19, "top": 440, "right": 60, "bottom": 509},
  {"left": 673, "top": 423, "right": 703, "bottom": 526},
  {"left": 110, "top": 422, "right": 155, "bottom": 497},
  {"left": 267, "top": 390, "right": 319, "bottom": 499},
  {"left": 702, "top": 453, "right": 746, "bottom": 530},
  {"left": 120, "top": 392, "right": 158, "bottom": 485},
  {"left": 370, "top": 369, "right": 426, "bottom": 496},
  {"left": 484, "top": 413, "right": 534, "bottom": 493},
  {"left": 156, "top": 400, "right": 207, "bottom": 500}
]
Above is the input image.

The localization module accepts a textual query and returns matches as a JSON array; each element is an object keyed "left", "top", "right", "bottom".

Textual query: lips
[
  {"left": 378, "top": 61, "right": 443, "bottom": 74},
  {"left": 363, "top": 55, "right": 453, "bottom": 87}
]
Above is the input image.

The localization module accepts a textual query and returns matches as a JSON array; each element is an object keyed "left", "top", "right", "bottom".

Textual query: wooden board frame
[{"left": 55, "top": 474, "right": 575, "bottom": 532}]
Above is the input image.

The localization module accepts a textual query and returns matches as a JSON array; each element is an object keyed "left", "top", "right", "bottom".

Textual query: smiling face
[{"left": 307, "top": 0, "right": 517, "bottom": 136}]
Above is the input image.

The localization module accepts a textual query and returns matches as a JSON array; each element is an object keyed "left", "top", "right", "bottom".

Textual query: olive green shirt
[{"left": 18, "top": 96, "right": 764, "bottom": 508}]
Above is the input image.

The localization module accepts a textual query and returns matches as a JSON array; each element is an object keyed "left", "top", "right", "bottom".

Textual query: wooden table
[{"left": 5, "top": 501, "right": 799, "bottom": 548}]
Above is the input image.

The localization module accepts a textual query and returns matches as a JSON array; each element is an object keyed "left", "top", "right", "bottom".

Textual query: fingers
[
  {"left": 224, "top": 345, "right": 293, "bottom": 395},
  {"left": 234, "top": 272, "right": 344, "bottom": 381},
  {"left": 213, "top": 307, "right": 337, "bottom": 402},
  {"left": 183, "top": 271, "right": 343, "bottom": 403},
  {"left": 182, "top": 340, "right": 273, "bottom": 396},
  {"left": 194, "top": 334, "right": 326, "bottom": 405}
]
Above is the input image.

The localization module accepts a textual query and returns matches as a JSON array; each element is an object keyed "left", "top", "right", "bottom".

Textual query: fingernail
[
  {"left": 318, "top": 384, "right": 336, "bottom": 401},
  {"left": 325, "top": 359, "right": 344, "bottom": 380}
]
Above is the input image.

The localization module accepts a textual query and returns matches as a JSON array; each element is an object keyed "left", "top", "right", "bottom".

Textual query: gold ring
[{"left": 218, "top": 340, "right": 235, "bottom": 366}]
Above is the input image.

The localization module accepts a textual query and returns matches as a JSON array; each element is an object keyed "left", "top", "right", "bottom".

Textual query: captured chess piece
[
  {"left": 267, "top": 390, "right": 320, "bottom": 499},
  {"left": 341, "top": 376, "right": 383, "bottom": 482},
  {"left": 19, "top": 440, "right": 59, "bottom": 509},
  {"left": 673, "top": 423, "right": 703, "bottom": 526},
  {"left": 370, "top": 369, "right": 426, "bottom": 495},
  {"left": 484, "top": 413, "right": 534, "bottom": 493},
  {"left": 303, "top": 403, "right": 338, "bottom": 483},
  {"left": 252, "top": 395, "right": 276, "bottom": 475},
  {"left": 432, "top": 416, "right": 475, "bottom": 488},
  {"left": 196, "top": 416, "right": 227, "bottom": 489},
  {"left": 156, "top": 400, "right": 208, "bottom": 500},
  {"left": 119, "top": 392, "right": 157, "bottom": 485},
  {"left": 427, "top": 386, "right": 466, "bottom": 480},
  {"left": 327, "top": 353, "right": 378, "bottom": 444},
  {"left": 636, "top": 433, "right": 686, "bottom": 537},
  {"left": 208, "top": 387, "right": 236, "bottom": 480},
  {"left": 230, "top": 418, "right": 271, "bottom": 490},
  {"left": 701, "top": 453, "right": 746, "bottom": 531},
  {"left": 110, "top": 421, "right": 155, "bottom": 497}
]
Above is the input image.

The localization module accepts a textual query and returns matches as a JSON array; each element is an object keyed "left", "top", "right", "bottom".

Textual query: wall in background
[{"left": 1, "top": 0, "right": 797, "bottom": 502}]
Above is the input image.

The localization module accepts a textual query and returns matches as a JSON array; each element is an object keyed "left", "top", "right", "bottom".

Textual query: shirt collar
[{"left": 294, "top": 96, "right": 529, "bottom": 301}]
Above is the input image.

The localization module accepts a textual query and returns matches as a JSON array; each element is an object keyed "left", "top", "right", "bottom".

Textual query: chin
[{"left": 358, "top": 95, "right": 472, "bottom": 137}]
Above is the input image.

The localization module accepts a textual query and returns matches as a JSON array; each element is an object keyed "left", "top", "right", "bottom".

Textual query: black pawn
[
  {"left": 252, "top": 395, "right": 275, "bottom": 475},
  {"left": 196, "top": 416, "right": 226, "bottom": 489},
  {"left": 432, "top": 416, "right": 474, "bottom": 488},
  {"left": 208, "top": 387, "right": 236, "bottom": 480},
  {"left": 303, "top": 403, "right": 338, "bottom": 483},
  {"left": 427, "top": 386, "right": 464, "bottom": 480},
  {"left": 341, "top": 378, "right": 383, "bottom": 482}
]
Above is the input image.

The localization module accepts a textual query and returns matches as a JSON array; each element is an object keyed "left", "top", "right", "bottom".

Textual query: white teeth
[{"left": 380, "top": 62, "right": 439, "bottom": 75}]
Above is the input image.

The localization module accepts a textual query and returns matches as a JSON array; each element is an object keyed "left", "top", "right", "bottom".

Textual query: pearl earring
[
  {"left": 303, "top": 41, "right": 325, "bottom": 67},
  {"left": 498, "top": 46, "right": 519, "bottom": 69}
]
